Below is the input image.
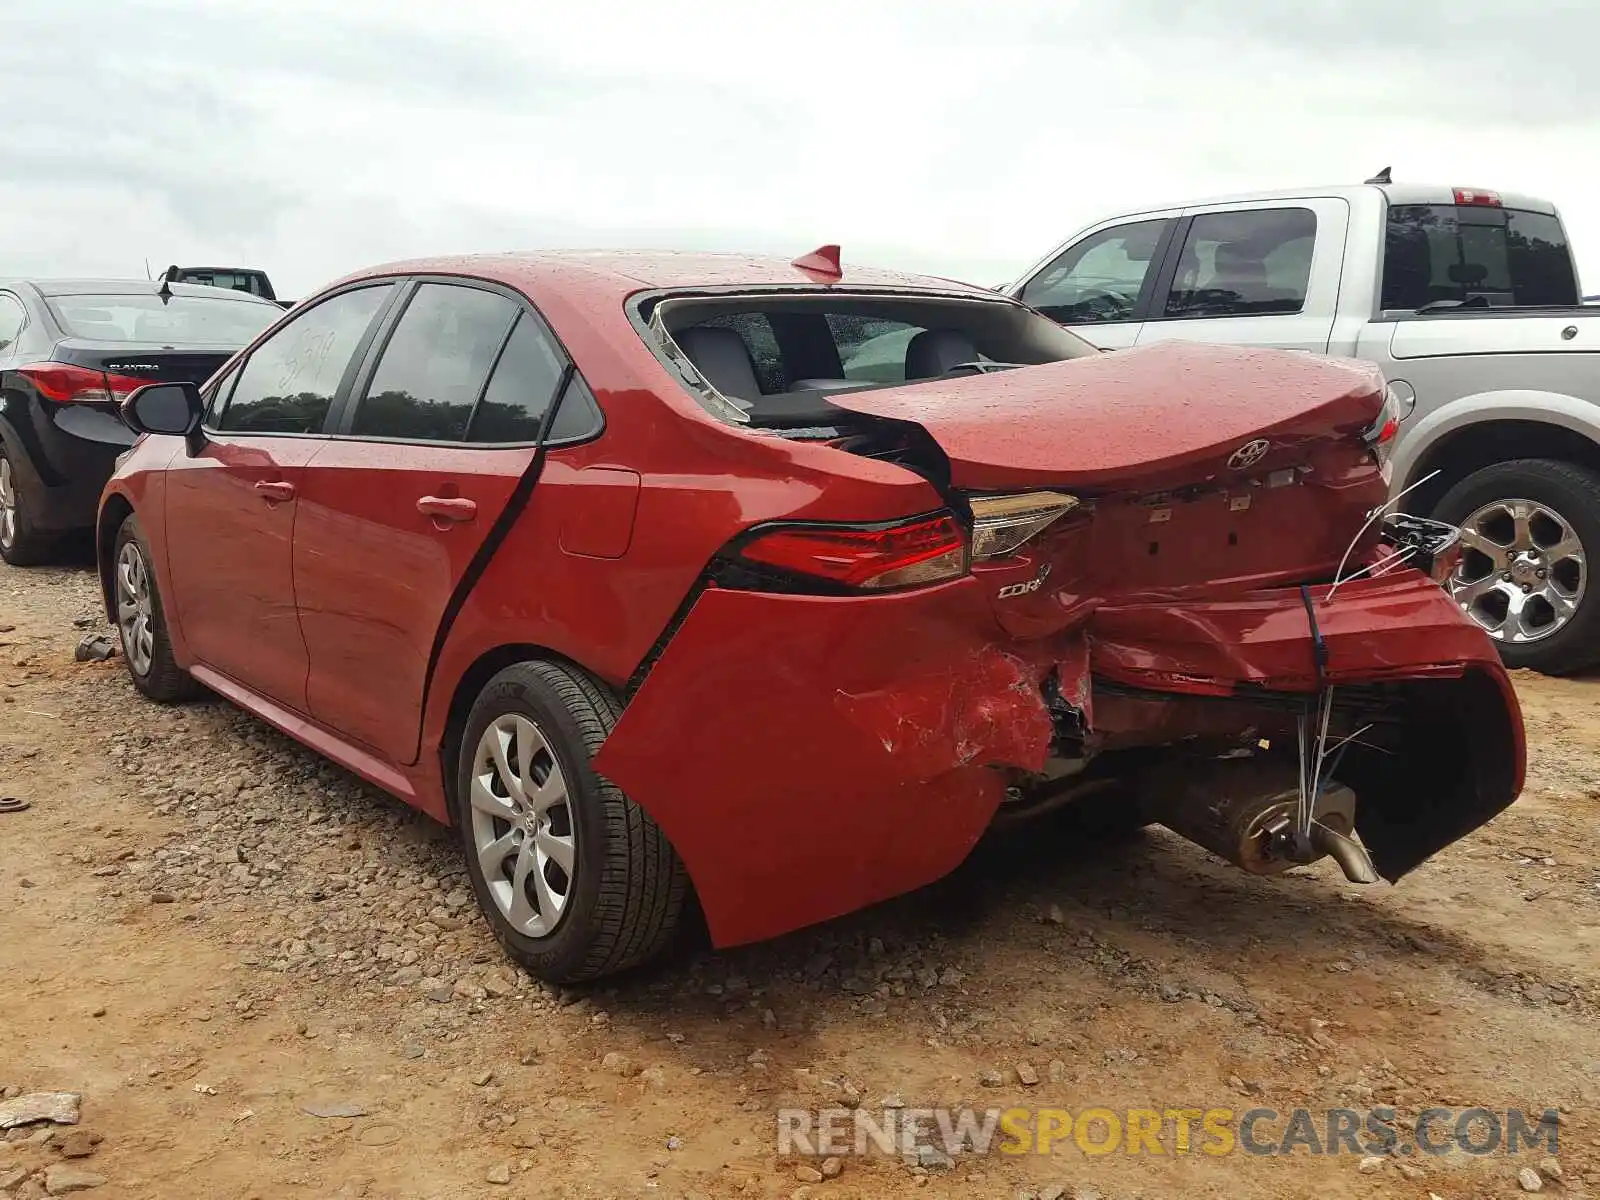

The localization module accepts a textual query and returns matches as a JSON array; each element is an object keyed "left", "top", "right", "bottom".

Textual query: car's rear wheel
[
  {"left": 1434, "top": 458, "right": 1600, "bottom": 675},
  {"left": 0, "top": 446, "right": 53, "bottom": 566},
  {"left": 455, "top": 660, "right": 689, "bottom": 984},
  {"left": 113, "top": 515, "right": 199, "bottom": 702}
]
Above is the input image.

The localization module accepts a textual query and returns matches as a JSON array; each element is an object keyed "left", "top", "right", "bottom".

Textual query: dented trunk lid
[{"left": 823, "top": 341, "right": 1387, "bottom": 493}]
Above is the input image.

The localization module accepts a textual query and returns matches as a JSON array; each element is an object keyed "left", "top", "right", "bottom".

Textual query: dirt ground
[{"left": 2, "top": 557, "right": 1598, "bottom": 1200}]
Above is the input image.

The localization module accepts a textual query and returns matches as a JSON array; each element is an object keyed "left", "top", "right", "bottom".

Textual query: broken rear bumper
[{"left": 594, "top": 572, "right": 1524, "bottom": 948}]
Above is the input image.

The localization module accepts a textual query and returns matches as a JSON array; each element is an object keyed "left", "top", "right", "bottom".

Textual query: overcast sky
[{"left": 4, "top": 0, "right": 1597, "bottom": 296}]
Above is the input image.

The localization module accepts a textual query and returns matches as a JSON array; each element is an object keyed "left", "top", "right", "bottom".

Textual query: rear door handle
[
  {"left": 417, "top": 495, "right": 477, "bottom": 523},
  {"left": 254, "top": 480, "right": 295, "bottom": 502}
]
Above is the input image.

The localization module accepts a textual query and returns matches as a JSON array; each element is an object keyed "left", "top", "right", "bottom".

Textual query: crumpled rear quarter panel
[{"left": 591, "top": 578, "right": 1058, "bottom": 948}]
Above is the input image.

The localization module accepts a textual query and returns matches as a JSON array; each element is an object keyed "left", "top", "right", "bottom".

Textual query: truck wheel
[{"left": 1433, "top": 458, "right": 1600, "bottom": 675}]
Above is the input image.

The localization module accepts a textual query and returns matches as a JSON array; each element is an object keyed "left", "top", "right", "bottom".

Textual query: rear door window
[
  {"left": 468, "top": 312, "right": 581, "bottom": 443},
  {"left": 217, "top": 285, "right": 391, "bottom": 434},
  {"left": 1163, "top": 208, "right": 1318, "bottom": 318},
  {"left": 1381, "top": 205, "right": 1578, "bottom": 309},
  {"left": 1018, "top": 219, "right": 1172, "bottom": 323},
  {"left": 350, "top": 283, "right": 520, "bottom": 442}
]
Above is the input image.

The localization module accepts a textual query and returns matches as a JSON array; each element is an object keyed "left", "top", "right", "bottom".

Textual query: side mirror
[{"left": 121, "top": 382, "right": 205, "bottom": 453}]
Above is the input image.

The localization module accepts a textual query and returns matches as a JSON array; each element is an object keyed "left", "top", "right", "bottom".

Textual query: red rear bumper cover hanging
[{"left": 594, "top": 572, "right": 1524, "bottom": 948}]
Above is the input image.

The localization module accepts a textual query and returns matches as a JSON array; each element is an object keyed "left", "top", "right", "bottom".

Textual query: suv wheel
[
  {"left": 1434, "top": 458, "right": 1600, "bottom": 674},
  {"left": 0, "top": 446, "right": 52, "bottom": 566},
  {"left": 456, "top": 660, "right": 689, "bottom": 983},
  {"left": 113, "top": 515, "right": 199, "bottom": 701}
]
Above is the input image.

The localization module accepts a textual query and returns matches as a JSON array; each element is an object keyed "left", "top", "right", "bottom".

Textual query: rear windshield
[
  {"left": 648, "top": 292, "right": 1094, "bottom": 429},
  {"left": 47, "top": 293, "right": 280, "bottom": 345},
  {"left": 1382, "top": 204, "right": 1579, "bottom": 309},
  {"left": 174, "top": 270, "right": 265, "bottom": 294}
]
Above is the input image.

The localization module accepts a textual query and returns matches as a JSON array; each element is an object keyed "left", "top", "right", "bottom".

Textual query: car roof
[
  {"left": 3, "top": 278, "right": 281, "bottom": 304},
  {"left": 329, "top": 250, "right": 992, "bottom": 299}
]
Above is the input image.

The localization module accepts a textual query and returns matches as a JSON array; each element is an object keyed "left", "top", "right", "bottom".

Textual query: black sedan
[{"left": 0, "top": 278, "right": 281, "bottom": 564}]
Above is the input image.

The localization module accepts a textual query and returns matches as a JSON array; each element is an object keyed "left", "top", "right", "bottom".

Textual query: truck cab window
[
  {"left": 1019, "top": 219, "right": 1170, "bottom": 324},
  {"left": 1164, "top": 208, "right": 1318, "bottom": 319}
]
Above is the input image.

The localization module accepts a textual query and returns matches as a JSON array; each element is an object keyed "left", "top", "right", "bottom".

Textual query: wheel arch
[
  {"left": 433, "top": 642, "right": 626, "bottom": 827},
  {"left": 96, "top": 491, "right": 134, "bottom": 622},
  {"left": 0, "top": 399, "right": 55, "bottom": 489},
  {"left": 433, "top": 640, "right": 709, "bottom": 960},
  {"left": 1396, "top": 395, "right": 1600, "bottom": 516}
]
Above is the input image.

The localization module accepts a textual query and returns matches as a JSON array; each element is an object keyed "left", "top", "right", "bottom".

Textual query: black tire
[
  {"left": 1433, "top": 458, "right": 1600, "bottom": 675},
  {"left": 0, "top": 443, "right": 55, "bottom": 566},
  {"left": 112, "top": 514, "right": 200, "bottom": 702},
  {"left": 455, "top": 660, "right": 689, "bottom": 984}
]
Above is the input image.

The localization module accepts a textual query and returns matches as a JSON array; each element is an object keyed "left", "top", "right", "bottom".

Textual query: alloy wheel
[
  {"left": 469, "top": 714, "right": 578, "bottom": 938},
  {"left": 0, "top": 457, "right": 16, "bottom": 550},
  {"left": 115, "top": 541, "right": 156, "bottom": 676},
  {"left": 1450, "top": 497, "right": 1586, "bottom": 643}
]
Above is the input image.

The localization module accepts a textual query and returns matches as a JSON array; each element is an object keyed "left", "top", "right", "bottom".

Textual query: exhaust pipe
[{"left": 1142, "top": 757, "right": 1379, "bottom": 883}]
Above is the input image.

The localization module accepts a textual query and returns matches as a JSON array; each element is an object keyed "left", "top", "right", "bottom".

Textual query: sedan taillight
[
  {"left": 968, "top": 490, "right": 1081, "bottom": 560},
  {"left": 18, "top": 363, "right": 146, "bottom": 404},
  {"left": 1364, "top": 384, "right": 1407, "bottom": 454},
  {"left": 734, "top": 512, "right": 968, "bottom": 591}
]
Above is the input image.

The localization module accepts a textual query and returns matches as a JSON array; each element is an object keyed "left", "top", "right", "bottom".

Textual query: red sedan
[{"left": 98, "top": 248, "right": 1524, "bottom": 982}]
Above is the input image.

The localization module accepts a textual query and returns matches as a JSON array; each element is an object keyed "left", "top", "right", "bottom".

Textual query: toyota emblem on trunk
[{"left": 1227, "top": 439, "right": 1271, "bottom": 470}]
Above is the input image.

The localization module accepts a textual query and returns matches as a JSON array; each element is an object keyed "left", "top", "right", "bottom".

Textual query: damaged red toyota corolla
[{"left": 97, "top": 247, "right": 1524, "bottom": 982}]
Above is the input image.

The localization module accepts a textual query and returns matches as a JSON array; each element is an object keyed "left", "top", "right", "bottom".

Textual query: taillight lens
[
  {"left": 969, "top": 490, "right": 1081, "bottom": 560},
  {"left": 1363, "top": 384, "right": 1406, "bottom": 461},
  {"left": 737, "top": 512, "right": 967, "bottom": 590},
  {"left": 18, "top": 363, "right": 146, "bottom": 404}
]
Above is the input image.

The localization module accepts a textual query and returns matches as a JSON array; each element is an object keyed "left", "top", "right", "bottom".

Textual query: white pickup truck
[{"left": 1007, "top": 178, "right": 1600, "bottom": 674}]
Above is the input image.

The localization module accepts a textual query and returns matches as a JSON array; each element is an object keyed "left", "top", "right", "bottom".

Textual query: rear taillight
[
  {"left": 18, "top": 363, "right": 146, "bottom": 404},
  {"left": 736, "top": 512, "right": 967, "bottom": 590},
  {"left": 1363, "top": 384, "right": 1406, "bottom": 462},
  {"left": 968, "top": 490, "right": 1081, "bottom": 560},
  {"left": 1452, "top": 187, "right": 1503, "bottom": 207}
]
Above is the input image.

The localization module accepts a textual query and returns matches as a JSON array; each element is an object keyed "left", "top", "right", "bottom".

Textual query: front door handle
[
  {"left": 254, "top": 480, "right": 295, "bottom": 502},
  {"left": 417, "top": 495, "right": 477, "bottom": 523}
]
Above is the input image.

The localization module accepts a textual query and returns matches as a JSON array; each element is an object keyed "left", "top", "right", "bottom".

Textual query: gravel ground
[{"left": 3, "top": 557, "right": 1599, "bottom": 1200}]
